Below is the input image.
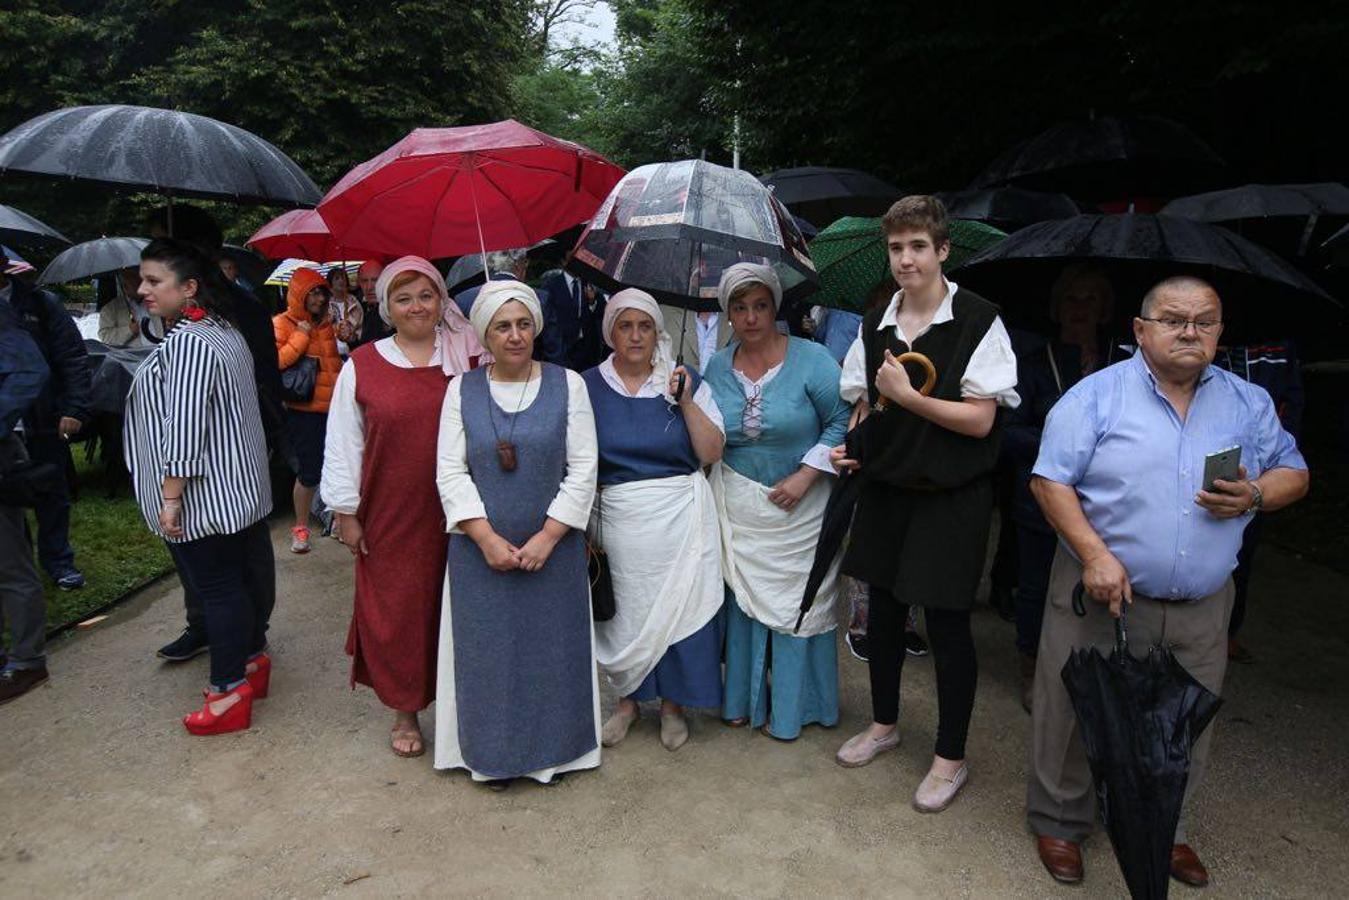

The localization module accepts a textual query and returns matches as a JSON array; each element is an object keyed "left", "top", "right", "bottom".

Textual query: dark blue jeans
[
  {"left": 1014, "top": 526, "right": 1059, "bottom": 657},
  {"left": 168, "top": 517, "right": 276, "bottom": 644},
  {"left": 24, "top": 433, "right": 75, "bottom": 577},
  {"left": 169, "top": 520, "right": 274, "bottom": 690}
]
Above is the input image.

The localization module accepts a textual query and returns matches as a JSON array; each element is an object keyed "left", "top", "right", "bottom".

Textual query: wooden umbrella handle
[{"left": 875, "top": 351, "right": 937, "bottom": 409}]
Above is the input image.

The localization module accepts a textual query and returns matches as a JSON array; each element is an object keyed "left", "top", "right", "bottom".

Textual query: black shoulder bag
[
  {"left": 280, "top": 355, "right": 319, "bottom": 403},
  {"left": 587, "top": 489, "right": 616, "bottom": 621}
]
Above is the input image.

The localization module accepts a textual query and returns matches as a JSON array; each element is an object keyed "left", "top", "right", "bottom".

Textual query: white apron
[
  {"left": 594, "top": 472, "right": 723, "bottom": 697},
  {"left": 709, "top": 463, "right": 838, "bottom": 638}
]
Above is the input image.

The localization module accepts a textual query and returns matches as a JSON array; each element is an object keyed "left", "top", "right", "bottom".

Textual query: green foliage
[
  {"left": 1, "top": 0, "right": 533, "bottom": 252},
  {"left": 28, "top": 454, "right": 173, "bottom": 632}
]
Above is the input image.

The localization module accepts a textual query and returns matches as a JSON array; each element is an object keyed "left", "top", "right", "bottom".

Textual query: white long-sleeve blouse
[{"left": 435, "top": 366, "right": 597, "bottom": 534}]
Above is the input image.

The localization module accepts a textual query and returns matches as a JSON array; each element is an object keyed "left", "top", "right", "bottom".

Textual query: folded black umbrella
[
  {"left": 796, "top": 423, "right": 871, "bottom": 632},
  {"left": 1061, "top": 584, "right": 1223, "bottom": 900}
]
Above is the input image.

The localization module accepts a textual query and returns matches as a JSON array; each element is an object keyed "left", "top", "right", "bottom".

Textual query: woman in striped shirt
[{"left": 124, "top": 239, "right": 275, "bottom": 736}]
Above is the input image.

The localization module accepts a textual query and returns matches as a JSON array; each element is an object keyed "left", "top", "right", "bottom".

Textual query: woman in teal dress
[{"left": 703, "top": 263, "right": 850, "bottom": 740}]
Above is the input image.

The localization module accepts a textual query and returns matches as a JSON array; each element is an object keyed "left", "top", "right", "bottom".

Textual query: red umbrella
[
  {"left": 246, "top": 209, "right": 385, "bottom": 261},
  {"left": 316, "top": 120, "right": 625, "bottom": 261}
]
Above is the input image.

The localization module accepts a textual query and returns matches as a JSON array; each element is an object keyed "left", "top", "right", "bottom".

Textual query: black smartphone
[{"left": 1201, "top": 445, "right": 1241, "bottom": 491}]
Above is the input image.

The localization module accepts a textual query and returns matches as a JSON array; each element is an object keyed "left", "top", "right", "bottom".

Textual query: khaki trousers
[{"left": 1026, "top": 545, "right": 1233, "bottom": 844}]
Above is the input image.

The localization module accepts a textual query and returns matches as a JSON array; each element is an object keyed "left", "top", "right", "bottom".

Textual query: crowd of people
[{"left": 0, "top": 194, "right": 1310, "bottom": 889}]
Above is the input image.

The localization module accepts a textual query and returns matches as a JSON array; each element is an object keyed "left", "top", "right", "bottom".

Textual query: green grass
[{"left": 27, "top": 451, "right": 174, "bottom": 632}]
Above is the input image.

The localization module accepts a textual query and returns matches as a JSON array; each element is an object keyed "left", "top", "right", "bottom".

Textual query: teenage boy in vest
[{"left": 830, "top": 196, "right": 1020, "bottom": 812}]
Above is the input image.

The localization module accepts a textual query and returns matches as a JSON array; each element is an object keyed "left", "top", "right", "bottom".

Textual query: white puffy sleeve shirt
[
  {"left": 436, "top": 367, "right": 598, "bottom": 533},
  {"left": 839, "top": 280, "right": 1020, "bottom": 409}
]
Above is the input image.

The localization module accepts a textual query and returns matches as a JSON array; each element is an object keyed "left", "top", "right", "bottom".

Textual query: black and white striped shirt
[{"left": 124, "top": 317, "right": 271, "bottom": 542}]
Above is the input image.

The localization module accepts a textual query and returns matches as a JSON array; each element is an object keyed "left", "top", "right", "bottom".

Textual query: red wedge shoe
[
  {"left": 246, "top": 653, "right": 271, "bottom": 699},
  {"left": 183, "top": 681, "right": 254, "bottom": 736}
]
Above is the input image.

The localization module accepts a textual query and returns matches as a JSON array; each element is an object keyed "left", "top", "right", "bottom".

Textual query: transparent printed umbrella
[{"left": 567, "top": 158, "right": 818, "bottom": 317}]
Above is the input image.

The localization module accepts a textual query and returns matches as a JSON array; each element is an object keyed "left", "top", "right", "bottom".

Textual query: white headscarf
[
  {"left": 602, "top": 288, "right": 676, "bottom": 403},
  {"left": 375, "top": 255, "right": 485, "bottom": 376},
  {"left": 717, "top": 262, "right": 783, "bottom": 313},
  {"left": 469, "top": 279, "right": 544, "bottom": 346}
]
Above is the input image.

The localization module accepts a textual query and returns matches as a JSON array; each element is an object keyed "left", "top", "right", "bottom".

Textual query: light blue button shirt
[{"left": 1033, "top": 351, "right": 1306, "bottom": 599}]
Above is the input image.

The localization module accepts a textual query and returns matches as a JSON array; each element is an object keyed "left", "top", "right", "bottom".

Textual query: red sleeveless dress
[{"left": 344, "top": 344, "right": 453, "bottom": 711}]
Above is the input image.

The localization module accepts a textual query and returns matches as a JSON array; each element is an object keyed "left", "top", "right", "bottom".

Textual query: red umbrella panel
[
  {"left": 316, "top": 119, "right": 626, "bottom": 260},
  {"left": 247, "top": 209, "right": 385, "bottom": 261}
]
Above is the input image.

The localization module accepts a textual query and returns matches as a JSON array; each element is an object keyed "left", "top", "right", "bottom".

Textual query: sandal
[{"left": 390, "top": 723, "right": 425, "bottom": 758}]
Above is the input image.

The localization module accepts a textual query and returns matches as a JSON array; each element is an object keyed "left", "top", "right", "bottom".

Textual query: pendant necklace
[{"left": 488, "top": 362, "right": 532, "bottom": 472}]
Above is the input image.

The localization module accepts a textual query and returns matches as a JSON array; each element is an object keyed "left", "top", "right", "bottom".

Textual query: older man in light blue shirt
[{"left": 1024, "top": 275, "right": 1309, "bottom": 889}]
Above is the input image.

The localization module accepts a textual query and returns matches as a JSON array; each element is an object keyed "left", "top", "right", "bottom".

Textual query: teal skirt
[{"left": 722, "top": 593, "right": 839, "bottom": 739}]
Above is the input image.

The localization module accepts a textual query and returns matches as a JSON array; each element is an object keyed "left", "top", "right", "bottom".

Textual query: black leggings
[{"left": 867, "top": 586, "right": 977, "bottom": 760}]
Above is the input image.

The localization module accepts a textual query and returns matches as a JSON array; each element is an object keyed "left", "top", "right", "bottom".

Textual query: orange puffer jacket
[{"left": 273, "top": 268, "right": 342, "bottom": 414}]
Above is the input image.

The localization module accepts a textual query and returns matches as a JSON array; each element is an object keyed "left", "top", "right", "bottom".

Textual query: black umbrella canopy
[
  {"left": 39, "top": 237, "right": 148, "bottom": 285},
  {"left": 953, "top": 214, "right": 1338, "bottom": 342},
  {"left": 760, "top": 166, "right": 901, "bottom": 228},
  {"left": 1162, "top": 183, "right": 1349, "bottom": 258},
  {"left": 0, "top": 105, "right": 322, "bottom": 207},
  {"left": 937, "top": 187, "right": 1080, "bottom": 232},
  {"left": 0, "top": 202, "right": 70, "bottom": 250},
  {"left": 970, "top": 116, "right": 1227, "bottom": 205}
]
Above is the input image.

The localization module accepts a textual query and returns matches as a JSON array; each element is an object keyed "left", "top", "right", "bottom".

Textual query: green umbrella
[{"left": 806, "top": 216, "right": 1007, "bottom": 311}]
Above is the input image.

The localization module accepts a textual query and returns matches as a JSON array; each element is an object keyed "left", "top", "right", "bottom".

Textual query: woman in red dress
[{"left": 321, "top": 256, "right": 486, "bottom": 757}]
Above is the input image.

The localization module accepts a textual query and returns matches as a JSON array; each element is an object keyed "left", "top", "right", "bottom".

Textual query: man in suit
[{"left": 536, "top": 265, "right": 607, "bottom": 371}]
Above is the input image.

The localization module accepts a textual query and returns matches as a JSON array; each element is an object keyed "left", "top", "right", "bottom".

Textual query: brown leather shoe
[
  {"left": 1036, "top": 837, "right": 1083, "bottom": 884},
  {"left": 1171, "top": 843, "right": 1209, "bottom": 887}
]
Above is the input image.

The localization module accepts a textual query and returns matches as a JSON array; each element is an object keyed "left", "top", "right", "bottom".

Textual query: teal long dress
[{"left": 703, "top": 336, "right": 850, "bottom": 739}]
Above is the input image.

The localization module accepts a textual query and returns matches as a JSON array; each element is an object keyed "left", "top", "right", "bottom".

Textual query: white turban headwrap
[
  {"left": 469, "top": 279, "right": 544, "bottom": 346},
  {"left": 602, "top": 288, "right": 677, "bottom": 404},
  {"left": 375, "top": 255, "right": 485, "bottom": 376},
  {"left": 717, "top": 262, "right": 782, "bottom": 313}
]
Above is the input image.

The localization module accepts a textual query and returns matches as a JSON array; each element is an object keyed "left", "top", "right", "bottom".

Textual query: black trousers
[
  {"left": 169, "top": 521, "right": 274, "bottom": 689},
  {"left": 1013, "top": 526, "right": 1059, "bottom": 656},
  {"left": 1229, "top": 517, "right": 1262, "bottom": 638},
  {"left": 867, "top": 586, "right": 977, "bottom": 760},
  {"left": 169, "top": 517, "right": 276, "bottom": 642},
  {"left": 23, "top": 432, "right": 75, "bottom": 576}
]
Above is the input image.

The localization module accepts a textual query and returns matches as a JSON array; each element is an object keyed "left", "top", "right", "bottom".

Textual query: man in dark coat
[
  {"left": 0, "top": 300, "right": 55, "bottom": 704},
  {"left": 0, "top": 253, "right": 92, "bottom": 591}
]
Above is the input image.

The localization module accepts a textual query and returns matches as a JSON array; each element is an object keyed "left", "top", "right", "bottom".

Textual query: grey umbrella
[
  {"left": 0, "top": 105, "right": 322, "bottom": 207},
  {"left": 0, "top": 202, "right": 70, "bottom": 250},
  {"left": 39, "top": 236, "right": 149, "bottom": 286}
]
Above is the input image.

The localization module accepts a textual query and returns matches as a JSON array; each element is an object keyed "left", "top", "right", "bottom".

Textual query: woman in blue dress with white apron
[
  {"left": 433, "top": 280, "right": 600, "bottom": 787},
  {"left": 581, "top": 289, "right": 726, "bottom": 752}
]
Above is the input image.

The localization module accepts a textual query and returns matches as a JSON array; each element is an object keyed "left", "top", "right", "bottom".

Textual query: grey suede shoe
[
  {"left": 659, "top": 711, "right": 689, "bottom": 751},
  {"left": 601, "top": 706, "right": 638, "bottom": 747},
  {"left": 835, "top": 727, "right": 900, "bottom": 767},
  {"left": 912, "top": 765, "right": 968, "bottom": 813}
]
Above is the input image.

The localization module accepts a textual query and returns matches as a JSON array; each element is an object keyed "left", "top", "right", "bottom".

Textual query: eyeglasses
[{"left": 1139, "top": 317, "right": 1222, "bottom": 335}]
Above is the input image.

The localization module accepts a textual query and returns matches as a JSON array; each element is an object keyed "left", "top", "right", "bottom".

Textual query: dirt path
[{"left": 3, "top": 520, "right": 1346, "bottom": 897}]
